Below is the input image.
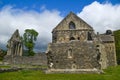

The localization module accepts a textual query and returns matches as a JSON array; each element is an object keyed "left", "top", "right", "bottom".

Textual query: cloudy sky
[{"left": 0, "top": 0, "right": 120, "bottom": 52}]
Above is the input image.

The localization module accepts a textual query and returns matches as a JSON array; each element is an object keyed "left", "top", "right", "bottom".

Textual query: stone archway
[{"left": 70, "top": 37, "right": 75, "bottom": 41}]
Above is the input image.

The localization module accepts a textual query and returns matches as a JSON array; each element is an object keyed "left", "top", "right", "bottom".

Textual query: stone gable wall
[
  {"left": 52, "top": 30, "right": 95, "bottom": 43},
  {"left": 54, "top": 12, "right": 93, "bottom": 31}
]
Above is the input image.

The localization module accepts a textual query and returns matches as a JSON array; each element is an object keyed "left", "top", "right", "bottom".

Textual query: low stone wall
[
  {"left": 3, "top": 53, "right": 47, "bottom": 66},
  {"left": 0, "top": 67, "right": 47, "bottom": 73},
  {"left": 45, "top": 69, "right": 103, "bottom": 74},
  {"left": 0, "top": 68, "right": 22, "bottom": 73}
]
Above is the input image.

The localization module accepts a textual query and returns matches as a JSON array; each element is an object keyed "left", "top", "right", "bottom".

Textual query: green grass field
[
  {"left": 0, "top": 65, "right": 11, "bottom": 68},
  {"left": 0, "top": 66, "right": 120, "bottom": 80}
]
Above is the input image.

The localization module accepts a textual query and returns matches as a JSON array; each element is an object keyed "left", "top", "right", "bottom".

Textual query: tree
[
  {"left": 0, "top": 49, "right": 7, "bottom": 61},
  {"left": 114, "top": 30, "right": 120, "bottom": 64},
  {"left": 23, "top": 29, "right": 38, "bottom": 56}
]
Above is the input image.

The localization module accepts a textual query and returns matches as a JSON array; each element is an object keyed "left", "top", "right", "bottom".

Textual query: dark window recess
[
  {"left": 96, "top": 45, "right": 99, "bottom": 47},
  {"left": 96, "top": 45, "right": 100, "bottom": 51},
  {"left": 53, "top": 36, "right": 56, "bottom": 39},
  {"left": 88, "top": 32, "right": 92, "bottom": 40},
  {"left": 73, "top": 61, "right": 76, "bottom": 63},
  {"left": 56, "top": 61, "right": 58, "bottom": 63},
  {"left": 97, "top": 52, "right": 101, "bottom": 61},
  {"left": 78, "top": 37, "right": 80, "bottom": 40},
  {"left": 70, "top": 37, "right": 75, "bottom": 41},
  {"left": 69, "top": 21, "right": 76, "bottom": 29}
]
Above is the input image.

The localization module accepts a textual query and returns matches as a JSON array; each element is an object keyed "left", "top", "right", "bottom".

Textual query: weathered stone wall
[
  {"left": 0, "top": 68, "right": 22, "bottom": 73},
  {"left": 47, "top": 41, "right": 100, "bottom": 69},
  {"left": 52, "top": 30, "right": 95, "bottom": 43},
  {"left": 4, "top": 53, "right": 47, "bottom": 66},
  {"left": 103, "top": 42, "right": 117, "bottom": 66},
  {"left": 7, "top": 29, "right": 23, "bottom": 56},
  {"left": 97, "top": 34, "right": 117, "bottom": 69},
  {"left": 46, "top": 12, "right": 117, "bottom": 74},
  {"left": 97, "top": 43, "right": 108, "bottom": 69}
]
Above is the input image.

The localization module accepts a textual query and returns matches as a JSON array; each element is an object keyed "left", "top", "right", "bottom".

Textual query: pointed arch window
[
  {"left": 68, "top": 49, "right": 73, "bottom": 58},
  {"left": 87, "top": 32, "right": 92, "bottom": 41},
  {"left": 69, "top": 21, "right": 76, "bottom": 29}
]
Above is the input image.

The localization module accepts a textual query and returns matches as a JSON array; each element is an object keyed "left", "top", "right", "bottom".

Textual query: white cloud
[
  {"left": 1, "top": 1, "right": 120, "bottom": 52},
  {"left": 78, "top": 1, "right": 120, "bottom": 33},
  {"left": 0, "top": 5, "right": 63, "bottom": 52}
]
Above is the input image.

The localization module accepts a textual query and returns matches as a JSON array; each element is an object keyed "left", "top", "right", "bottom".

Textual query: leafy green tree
[
  {"left": 114, "top": 30, "right": 120, "bottom": 64},
  {"left": 23, "top": 29, "right": 38, "bottom": 56},
  {"left": 0, "top": 49, "right": 7, "bottom": 61}
]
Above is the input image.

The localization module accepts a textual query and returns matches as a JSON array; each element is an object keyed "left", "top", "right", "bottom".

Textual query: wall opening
[
  {"left": 69, "top": 21, "right": 76, "bottom": 29},
  {"left": 56, "top": 61, "right": 59, "bottom": 63},
  {"left": 78, "top": 37, "right": 80, "bottom": 40},
  {"left": 68, "top": 49, "right": 73, "bottom": 58},
  {"left": 87, "top": 32, "right": 92, "bottom": 41},
  {"left": 70, "top": 37, "right": 75, "bottom": 41}
]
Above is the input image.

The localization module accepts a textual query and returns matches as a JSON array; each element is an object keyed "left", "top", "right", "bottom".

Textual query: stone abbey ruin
[
  {"left": 7, "top": 29, "right": 23, "bottom": 56},
  {"left": 4, "top": 29, "right": 47, "bottom": 66},
  {"left": 2, "top": 12, "right": 117, "bottom": 73},
  {"left": 46, "top": 12, "right": 117, "bottom": 73}
]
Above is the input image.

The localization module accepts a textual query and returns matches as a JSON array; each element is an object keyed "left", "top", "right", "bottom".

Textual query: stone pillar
[
  {"left": 19, "top": 44, "right": 23, "bottom": 56},
  {"left": 17, "top": 43, "right": 20, "bottom": 56}
]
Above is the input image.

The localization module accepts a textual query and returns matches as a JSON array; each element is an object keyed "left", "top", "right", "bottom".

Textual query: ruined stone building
[
  {"left": 6, "top": 29, "right": 23, "bottom": 56},
  {"left": 46, "top": 12, "right": 117, "bottom": 73},
  {"left": 4, "top": 29, "right": 47, "bottom": 65}
]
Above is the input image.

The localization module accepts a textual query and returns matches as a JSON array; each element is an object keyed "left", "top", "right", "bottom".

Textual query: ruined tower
[{"left": 7, "top": 29, "right": 23, "bottom": 56}]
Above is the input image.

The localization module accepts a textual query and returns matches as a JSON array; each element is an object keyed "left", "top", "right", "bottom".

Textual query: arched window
[
  {"left": 77, "top": 37, "right": 80, "bottom": 40},
  {"left": 87, "top": 32, "right": 92, "bottom": 40},
  {"left": 68, "top": 49, "right": 73, "bottom": 58},
  {"left": 70, "top": 37, "right": 75, "bottom": 41},
  {"left": 69, "top": 21, "right": 76, "bottom": 29}
]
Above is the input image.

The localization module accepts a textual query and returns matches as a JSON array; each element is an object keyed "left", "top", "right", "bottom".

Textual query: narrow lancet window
[
  {"left": 87, "top": 32, "right": 92, "bottom": 40},
  {"left": 68, "top": 49, "right": 73, "bottom": 58}
]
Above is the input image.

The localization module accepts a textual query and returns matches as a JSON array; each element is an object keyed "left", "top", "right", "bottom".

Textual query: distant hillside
[{"left": 114, "top": 30, "right": 120, "bottom": 64}]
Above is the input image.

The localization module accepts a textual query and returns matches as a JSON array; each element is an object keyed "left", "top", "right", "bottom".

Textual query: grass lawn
[
  {"left": 0, "top": 66, "right": 120, "bottom": 80},
  {"left": 0, "top": 65, "right": 11, "bottom": 69}
]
